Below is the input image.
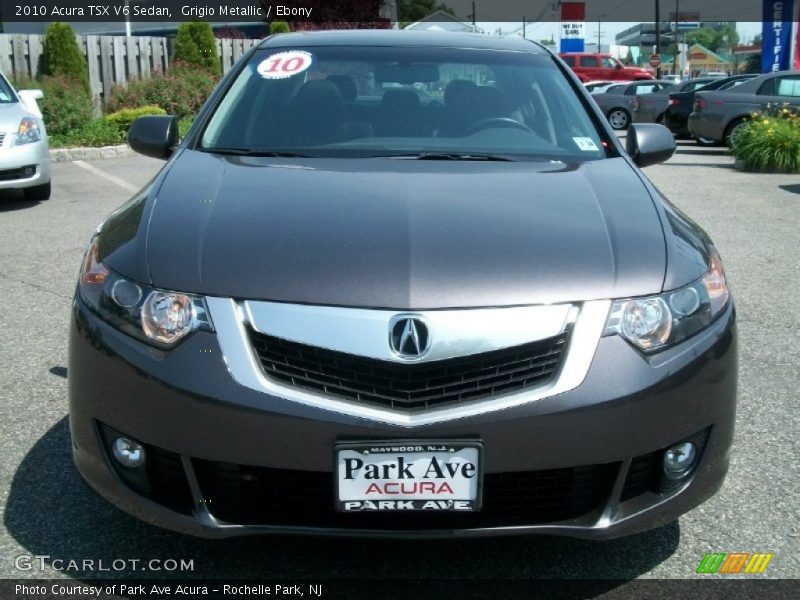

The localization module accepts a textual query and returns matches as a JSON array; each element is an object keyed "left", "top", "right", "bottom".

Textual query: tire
[
  {"left": 607, "top": 108, "right": 630, "bottom": 130},
  {"left": 724, "top": 119, "right": 748, "bottom": 147},
  {"left": 23, "top": 181, "right": 51, "bottom": 201}
]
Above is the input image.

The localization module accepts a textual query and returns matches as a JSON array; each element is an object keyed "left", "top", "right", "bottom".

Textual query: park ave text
[
  {"left": 16, "top": 583, "right": 322, "bottom": 597},
  {"left": 15, "top": 4, "right": 313, "bottom": 19}
]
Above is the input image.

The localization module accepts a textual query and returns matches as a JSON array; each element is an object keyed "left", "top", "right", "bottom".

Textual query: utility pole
[
  {"left": 471, "top": 1, "right": 477, "bottom": 33},
  {"left": 597, "top": 21, "right": 601, "bottom": 50},
  {"left": 654, "top": 0, "right": 661, "bottom": 78},
  {"left": 523, "top": 17, "right": 526, "bottom": 40},
  {"left": 674, "top": 0, "right": 680, "bottom": 76}
]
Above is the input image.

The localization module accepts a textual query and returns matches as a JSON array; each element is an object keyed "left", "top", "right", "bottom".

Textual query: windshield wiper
[
  {"left": 376, "top": 152, "right": 516, "bottom": 162},
  {"left": 203, "top": 147, "right": 310, "bottom": 158}
]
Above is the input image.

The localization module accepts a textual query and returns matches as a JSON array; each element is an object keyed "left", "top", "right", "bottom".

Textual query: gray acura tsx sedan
[{"left": 69, "top": 31, "right": 736, "bottom": 538}]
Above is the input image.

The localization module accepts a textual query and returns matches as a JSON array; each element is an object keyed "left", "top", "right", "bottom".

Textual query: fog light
[
  {"left": 24, "top": 166, "right": 35, "bottom": 177},
  {"left": 112, "top": 437, "right": 146, "bottom": 468},
  {"left": 663, "top": 442, "right": 697, "bottom": 478}
]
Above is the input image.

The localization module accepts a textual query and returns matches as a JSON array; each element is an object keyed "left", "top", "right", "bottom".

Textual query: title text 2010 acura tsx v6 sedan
[{"left": 69, "top": 31, "right": 736, "bottom": 539}]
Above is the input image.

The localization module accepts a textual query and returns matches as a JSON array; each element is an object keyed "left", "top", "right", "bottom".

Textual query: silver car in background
[
  {"left": 632, "top": 78, "right": 716, "bottom": 125},
  {"left": 0, "top": 71, "right": 51, "bottom": 201},
  {"left": 592, "top": 80, "right": 674, "bottom": 130},
  {"left": 689, "top": 71, "right": 800, "bottom": 146}
]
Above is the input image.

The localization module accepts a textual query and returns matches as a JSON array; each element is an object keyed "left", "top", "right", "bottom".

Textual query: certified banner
[{"left": 762, "top": 0, "right": 795, "bottom": 72}]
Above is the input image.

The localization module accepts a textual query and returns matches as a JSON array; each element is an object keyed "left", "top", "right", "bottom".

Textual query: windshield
[
  {"left": 0, "top": 75, "right": 18, "bottom": 103},
  {"left": 200, "top": 45, "right": 607, "bottom": 162}
]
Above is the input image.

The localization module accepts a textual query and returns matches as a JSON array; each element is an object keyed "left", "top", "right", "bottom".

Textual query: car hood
[
  {"left": 0, "top": 102, "right": 27, "bottom": 131},
  {"left": 137, "top": 150, "right": 666, "bottom": 309}
]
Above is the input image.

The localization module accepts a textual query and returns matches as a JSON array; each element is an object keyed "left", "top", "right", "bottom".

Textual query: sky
[
  {"left": 483, "top": 21, "right": 764, "bottom": 46},
  {"left": 431, "top": 0, "right": 765, "bottom": 45}
]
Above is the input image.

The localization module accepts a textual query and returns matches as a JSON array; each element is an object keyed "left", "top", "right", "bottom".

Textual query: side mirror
[
  {"left": 17, "top": 89, "right": 44, "bottom": 118},
  {"left": 626, "top": 123, "right": 676, "bottom": 167},
  {"left": 128, "top": 115, "right": 179, "bottom": 160},
  {"left": 19, "top": 89, "right": 44, "bottom": 100},
  {"left": 615, "top": 63, "right": 623, "bottom": 69}
]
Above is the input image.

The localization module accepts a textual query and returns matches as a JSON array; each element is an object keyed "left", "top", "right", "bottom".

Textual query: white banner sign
[{"left": 562, "top": 22, "right": 585, "bottom": 39}]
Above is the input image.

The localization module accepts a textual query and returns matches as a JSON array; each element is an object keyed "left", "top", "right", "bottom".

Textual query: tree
[
  {"left": 397, "top": 0, "right": 455, "bottom": 24},
  {"left": 745, "top": 53, "right": 762, "bottom": 74},
  {"left": 41, "top": 23, "right": 89, "bottom": 92},
  {"left": 539, "top": 38, "right": 555, "bottom": 47},
  {"left": 685, "top": 27, "right": 717, "bottom": 50},
  {"left": 714, "top": 25, "right": 739, "bottom": 52},
  {"left": 270, "top": 21, "right": 291, "bottom": 34},
  {"left": 685, "top": 25, "right": 739, "bottom": 53},
  {"left": 174, "top": 22, "right": 221, "bottom": 75}
]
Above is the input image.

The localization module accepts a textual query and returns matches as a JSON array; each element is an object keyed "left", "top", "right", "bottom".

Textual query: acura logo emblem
[{"left": 389, "top": 315, "right": 431, "bottom": 359}]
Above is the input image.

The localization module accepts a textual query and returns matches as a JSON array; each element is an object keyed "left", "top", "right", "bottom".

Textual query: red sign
[{"left": 649, "top": 54, "right": 662, "bottom": 68}]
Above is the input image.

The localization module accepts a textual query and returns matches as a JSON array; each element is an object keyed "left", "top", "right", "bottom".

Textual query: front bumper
[
  {"left": 0, "top": 138, "right": 50, "bottom": 190},
  {"left": 69, "top": 296, "right": 737, "bottom": 539}
]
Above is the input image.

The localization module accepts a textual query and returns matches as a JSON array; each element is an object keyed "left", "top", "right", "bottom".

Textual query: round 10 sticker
[{"left": 257, "top": 51, "right": 314, "bottom": 79}]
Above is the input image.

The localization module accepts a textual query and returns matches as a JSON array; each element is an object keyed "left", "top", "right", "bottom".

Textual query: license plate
[{"left": 335, "top": 441, "right": 482, "bottom": 512}]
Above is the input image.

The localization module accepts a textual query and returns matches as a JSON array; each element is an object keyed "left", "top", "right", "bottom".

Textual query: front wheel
[
  {"left": 607, "top": 108, "right": 630, "bottom": 130},
  {"left": 24, "top": 181, "right": 51, "bottom": 201},
  {"left": 724, "top": 119, "right": 748, "bottom": 147}
]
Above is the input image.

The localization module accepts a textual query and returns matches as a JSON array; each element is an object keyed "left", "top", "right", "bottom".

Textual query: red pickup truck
[{"left": 559, "top": 53, "right": 655, "bottom": 82}]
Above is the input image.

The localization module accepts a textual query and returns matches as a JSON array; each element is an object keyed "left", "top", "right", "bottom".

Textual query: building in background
[{"left": 403, "top": 10, "right": 477, "bottom": 32}]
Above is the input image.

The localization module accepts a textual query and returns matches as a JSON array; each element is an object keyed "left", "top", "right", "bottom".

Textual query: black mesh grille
[
  {"left": 97, "top": 422, "right": 194, "bottom": 515},
  {"left": 620, "top": 451, "right": 660, "bottom": 501},
  {"left": 248, "top": 330, "right": 569, "bottom": 411},
  {"left": 620, "top": 428, "right": 711, "bottom": 501},
  {"left": 190, "top": 459, "right": 618, "bottom": 529}
]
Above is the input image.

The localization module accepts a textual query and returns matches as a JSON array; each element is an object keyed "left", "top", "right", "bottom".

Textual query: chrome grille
[{"left": 248, "top": 329, "right": 569, "bottom": 411}]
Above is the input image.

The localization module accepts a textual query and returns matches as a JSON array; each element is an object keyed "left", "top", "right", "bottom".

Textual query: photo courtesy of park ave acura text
[{"left": 0, "top": 0, "right": 797, "bottom": 596}]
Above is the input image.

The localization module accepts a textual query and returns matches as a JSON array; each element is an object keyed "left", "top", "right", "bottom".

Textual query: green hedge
[
  {"left": 12, "top": 75, "right": 94, "bottom": 138},
  {"left": 731, "top": 107, "right": 800, "bottom": 174},
  {"left": 104, "top": 105, "right": 166, "bottom": 134},
  {"left": 106, "top": 61, "right": 219, "bottom": 120}
]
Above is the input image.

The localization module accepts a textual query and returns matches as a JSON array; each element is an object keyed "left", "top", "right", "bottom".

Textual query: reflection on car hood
[
  {"left": 141, "top": 150, "right": 666, "bottom": 309},
  {"left": 0, "top": 102, "right": 31, "bottom": 131}
]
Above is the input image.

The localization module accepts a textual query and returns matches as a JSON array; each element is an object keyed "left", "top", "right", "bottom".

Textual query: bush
[
  {"left": 178, "top": 117, "right": 195, "bottom": 139},
  {"left": 174, "top": 22, "right": 221, "bottom": 75},
  {"left": 731, "top": 106, "right": 800, "bottom": 174},
  {"left": 106, "top": 61, "right": 219, "bottom": 120},
  {"left": 49, "top": 119, "right": 125, "bottom": 147},
  {"left": 270, "top": 21, "right": 291, "bottom": 34},
  {"left": 104, "top": 105, "right": 166, "bottom": 134},
  {"left": 41, "top": 23, "right": 89, "bottom": 92},
  {"left": 12, "top": 75, "right": 94, "bottom": 138}
]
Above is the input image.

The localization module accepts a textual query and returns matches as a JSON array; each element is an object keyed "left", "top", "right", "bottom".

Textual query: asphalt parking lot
[{"left": 0, "top": 141, "right": 798, "bottom": 586}]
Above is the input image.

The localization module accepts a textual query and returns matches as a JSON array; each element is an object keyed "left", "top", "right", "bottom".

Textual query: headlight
[
  {"left": 605, "top": 248, "right": 730, "bottom": 352},
  {"left": 78, "top": 239, "right": 213, "bottom": 347},
  {"left": 15, "top": 117, "right": 42, "bottom": 145}
]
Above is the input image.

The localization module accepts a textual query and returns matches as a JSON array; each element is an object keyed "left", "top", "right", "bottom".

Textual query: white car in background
[
  {"left": 0, "top": 71, "right": 51, "bottom": 201},
  {"left": 583, "top": 80, "right": 632, "bottom": 94}
]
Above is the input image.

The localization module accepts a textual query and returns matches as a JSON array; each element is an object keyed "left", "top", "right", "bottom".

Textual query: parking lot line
[{"left": 73, "top": 160, "right": 138, "bottom": 193}]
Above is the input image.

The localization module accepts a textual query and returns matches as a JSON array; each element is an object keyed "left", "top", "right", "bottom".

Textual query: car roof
[
  {"left": 712, "top": 69, "right": 800, "bottom": 94},
  {"left": 259, "top": 30, "right": 549, "bottom": 54}
]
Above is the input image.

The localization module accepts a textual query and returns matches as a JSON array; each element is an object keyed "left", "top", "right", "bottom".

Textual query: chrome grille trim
[{"left": 206, "top": 298, "right": 610, "bottom": 427}]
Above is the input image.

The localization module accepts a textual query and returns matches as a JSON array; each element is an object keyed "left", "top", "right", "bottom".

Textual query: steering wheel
[{"left": 464, "top": 117, "right": 533, "bottom": 135}]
